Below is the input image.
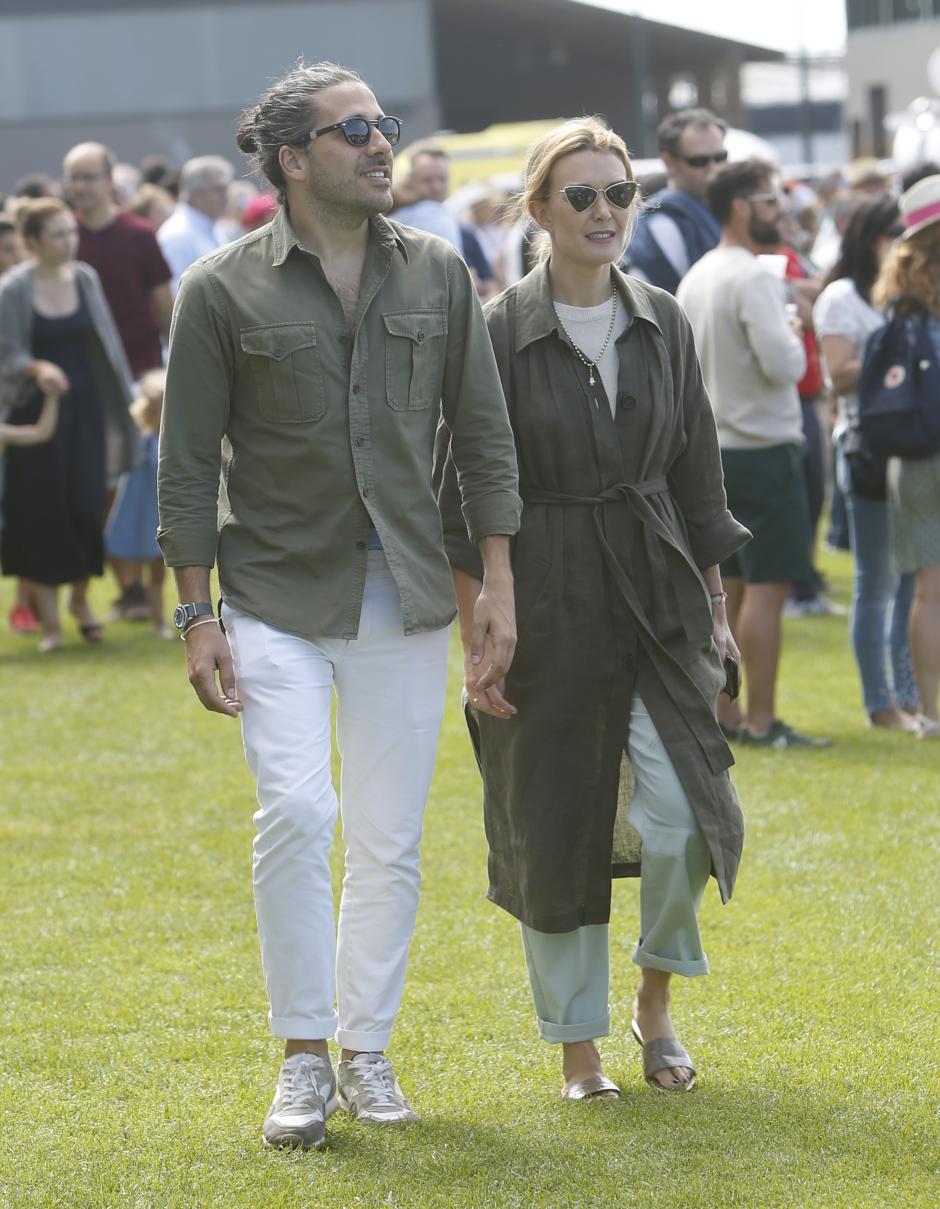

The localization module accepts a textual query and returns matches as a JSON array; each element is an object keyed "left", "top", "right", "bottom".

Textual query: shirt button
[
  {"left": 352, "top": 384, "right": 360, "bottom": 394},
  {"left": 362, "top": 487, "right": 370, "bottom": 499},
  {"left": 356, "top": 540, "right": 366, "bottom": 550},
  {"left": 355, "top": 436, "right": 365, "bottom": 447},
  {"left": 339, "top": 334, "right": 348, "bottom": 344},
  {"left": 416, "top": 331, "right": 425, "bottom": 343}
]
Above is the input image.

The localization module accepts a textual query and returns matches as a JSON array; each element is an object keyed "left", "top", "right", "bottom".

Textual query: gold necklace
[{"left": 554, "top": 291, "right": 618, "bottom": 387}]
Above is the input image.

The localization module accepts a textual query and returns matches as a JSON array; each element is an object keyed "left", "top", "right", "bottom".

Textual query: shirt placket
[{"left": 348, "top": 247, "right": 393, "bottom": 518}]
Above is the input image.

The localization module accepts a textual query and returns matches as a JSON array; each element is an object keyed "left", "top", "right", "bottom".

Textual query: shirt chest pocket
[
  {"left": 383, "top": 310, "right": 447, "bottom": 411},
  {"left": 239, "top": 323, "right": 326, "bottom": 424}
]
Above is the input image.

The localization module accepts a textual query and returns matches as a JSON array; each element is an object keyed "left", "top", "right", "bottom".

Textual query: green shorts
[{"left": 719, "top": 443, "right": 812, "bottom": 585}]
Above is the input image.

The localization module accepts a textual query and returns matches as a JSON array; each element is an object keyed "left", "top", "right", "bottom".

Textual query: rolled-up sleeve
[
  {"left": 157, "top": 263, "right": 233, "bottom": 567},
  {"left": 669, "top": 312, "right": 751, "bottom": 568},
  {"left": 439, "top": 254, "right": 520, "bottom": 545}
]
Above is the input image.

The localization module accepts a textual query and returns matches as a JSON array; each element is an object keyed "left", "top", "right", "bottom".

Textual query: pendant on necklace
[{"left": 588, "top": 369, "right": 596, "bottom": 386}]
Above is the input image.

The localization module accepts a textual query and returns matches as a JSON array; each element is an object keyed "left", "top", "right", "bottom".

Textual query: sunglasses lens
[
  {"left": 376, "top": 117, "right": 401, "bottom": 145},
  {"left": 343, "top": 119, "right": 371, "bottom": 146},
  {"left": 564, "top": 186, "right": 597, "bottom": 213},
  {"left": 606, "top": 182, "right": 637, "bottom": 209},
  {"left": 685, "top": 152, "right": 727, "bottom": 168}
]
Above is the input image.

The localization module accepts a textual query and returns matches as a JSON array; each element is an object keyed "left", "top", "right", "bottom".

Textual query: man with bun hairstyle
[{"left": 157, "top": 59, "right": 520, "bottom": 1150}]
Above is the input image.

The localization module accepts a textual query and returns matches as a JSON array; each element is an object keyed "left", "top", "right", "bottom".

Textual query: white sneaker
[
  {"left": 262, "top": 1052, "right": 338, "bottom": 1150},
  {"left": 337, "top": 1053, "right": 418, "bottom": 1124}
]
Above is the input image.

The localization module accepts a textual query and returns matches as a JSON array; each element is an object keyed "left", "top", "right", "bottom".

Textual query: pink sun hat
[{"left": 900, "top": 174, "right": 940, "bottom": 239}]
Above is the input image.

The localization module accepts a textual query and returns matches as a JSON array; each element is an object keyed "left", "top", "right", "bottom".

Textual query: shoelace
[
  {"left": 280, "top": 1060, "right": 325, "bottom": 1111},
  {"left": 349, "top": 1056, "right": 401, "bottom": 1109}
]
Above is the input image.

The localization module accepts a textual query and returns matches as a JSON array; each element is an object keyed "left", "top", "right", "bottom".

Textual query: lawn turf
[{"left": 0, "top": 548, "right": 937, "bottom": 1208}]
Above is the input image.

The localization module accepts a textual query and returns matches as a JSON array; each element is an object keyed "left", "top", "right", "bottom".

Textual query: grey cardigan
[{"left": 0, "top": 260, "right": 137, "bottom": 479}]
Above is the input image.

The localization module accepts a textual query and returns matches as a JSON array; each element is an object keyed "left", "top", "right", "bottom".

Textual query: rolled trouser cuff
[
  {"left": 536, "top": 1010, "right": 611, "bottom": 1044},
  {"left": 336, "top": 1028, "right": 394, "bottom": 1053},
  {"left": 270, "top": 1012, "right": 339, "bottom": 1040},
  {"left": 632, "top": 944, "right": 709, "bottom": 978}
]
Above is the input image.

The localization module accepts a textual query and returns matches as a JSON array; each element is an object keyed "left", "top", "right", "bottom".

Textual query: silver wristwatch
[{"left": 172, "top": 601, "right": 214, "bottom": 631}]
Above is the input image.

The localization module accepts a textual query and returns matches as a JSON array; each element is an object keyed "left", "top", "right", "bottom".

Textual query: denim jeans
[
  {"left": 838, "top": 444, "right": 918, "bottom": 714},
  {"left": 519, "top": 696, "right": 710, "bottom": 1044}
]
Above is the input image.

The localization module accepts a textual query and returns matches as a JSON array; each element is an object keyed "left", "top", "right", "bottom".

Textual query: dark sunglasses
[
  {"left": 305, "top": 115, "right": 402, "bottom": 148},
  {"left": 678, "top": 151, "right": 728, "bottom": 168},
  {"left": 884, "top": 223, "right": 906, "bottom": 239},
  {"left": 560, "top": 180, "right": 638, "bottom": 213}
]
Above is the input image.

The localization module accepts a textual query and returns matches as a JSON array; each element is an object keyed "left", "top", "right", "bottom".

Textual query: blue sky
[{"left": 573, "top": 0, "right": 847, "bottom": 55}]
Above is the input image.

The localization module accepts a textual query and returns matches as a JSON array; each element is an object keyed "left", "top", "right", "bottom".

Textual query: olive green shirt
[{"left": 157, "top": 206, "right": 520, "bottom": 640}]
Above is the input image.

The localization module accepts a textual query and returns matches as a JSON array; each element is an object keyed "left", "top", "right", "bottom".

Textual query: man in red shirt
[
  {"left": 63, "top": 142, "right": 173, "bottom": 379},
  {"left": 64, "top": 142, "right": 174, "bottom": 618}
]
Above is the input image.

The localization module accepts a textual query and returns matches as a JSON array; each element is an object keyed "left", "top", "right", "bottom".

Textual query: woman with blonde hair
[
  {"left": 872, "top": 175, "right": 940, "bottom": 738},
  {"left": 437, "top": 118, "right": 749, "bottom": 1098}
]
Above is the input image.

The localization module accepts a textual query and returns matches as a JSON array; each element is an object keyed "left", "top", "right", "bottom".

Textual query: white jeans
[{"left": 222, "top": 549, "right": 450, "bottom": 1051}]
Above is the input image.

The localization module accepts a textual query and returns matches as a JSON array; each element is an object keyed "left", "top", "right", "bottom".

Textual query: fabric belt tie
[{"left": 520, "top": 478, "right": 730, "bottom": 774}]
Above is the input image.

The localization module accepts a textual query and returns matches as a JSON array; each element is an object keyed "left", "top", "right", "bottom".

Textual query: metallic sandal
[
  {"left": 631, "top": 1019, "right": 697, "bottom": 1092},
  {"left": 562, "top": 1074, "right": 621, "bottom": 1101}
]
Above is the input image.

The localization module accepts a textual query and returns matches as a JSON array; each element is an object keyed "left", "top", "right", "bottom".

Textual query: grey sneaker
[
  {"left": 337, "top": 1053, "right": 418, "bottom": 1124},
  {"left": 262, "top": 1052, "right": 338, "bottom": 1150},
  {"left": 741, "top": 720, "right": 832, "bottom": 749}
]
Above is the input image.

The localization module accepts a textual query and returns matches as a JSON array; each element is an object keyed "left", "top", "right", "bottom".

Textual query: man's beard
[
  {"left": 305, "top": 162, "right": 393, "bottom": 228},
  {"left": 750, "top": 216, "right": 781, "bottom": 248}
]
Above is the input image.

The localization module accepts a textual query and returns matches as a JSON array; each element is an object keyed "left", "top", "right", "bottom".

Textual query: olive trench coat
[{"left": 436, "top": 263, "right": 752, "bottom": 934}]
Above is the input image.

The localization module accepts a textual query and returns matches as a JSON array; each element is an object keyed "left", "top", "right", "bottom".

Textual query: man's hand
[
  {"left": 184, "top": 622, "right": 242, "bottom": 717},
  {"left": 31, "top": 359, "right": 69, "bottom": 397},
  {"left": 467, "top": 573, "right": 516, "bottom": 700}
]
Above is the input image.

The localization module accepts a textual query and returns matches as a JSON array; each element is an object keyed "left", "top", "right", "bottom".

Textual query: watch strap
[{"left": 174, "top": 601, "right": 214, "bottom": 629}]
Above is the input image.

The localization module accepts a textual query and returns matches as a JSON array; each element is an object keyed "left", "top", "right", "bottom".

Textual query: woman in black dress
[{"left": 0, "top": 199, "right": 135, "bottom": 651}]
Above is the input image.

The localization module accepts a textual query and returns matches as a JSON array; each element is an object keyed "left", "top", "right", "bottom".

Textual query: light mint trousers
[{"left": 520, "top": 694, "right": 711, "bottom": 1044}]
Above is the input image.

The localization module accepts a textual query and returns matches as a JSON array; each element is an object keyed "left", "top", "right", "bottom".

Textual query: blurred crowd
[{"left": 1, "top": 114, "right": 938, "bottom": 736}]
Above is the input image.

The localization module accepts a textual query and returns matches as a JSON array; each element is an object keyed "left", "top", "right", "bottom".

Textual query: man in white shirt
[
  {"left": 678, "top": 159, "right": 829, "bottom": 749},
  {"left": 158, "top": 156, "right": 233, "bottom": 292}
]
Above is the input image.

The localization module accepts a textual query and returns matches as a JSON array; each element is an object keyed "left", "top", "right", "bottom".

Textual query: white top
[
  {"left": 392, "top": 200, "right": 462, "bottom": 251},
  {"left": 813, "top": 277, "right": 885, "bottom": 431},
  {"left": 677, "top": 245, "right": 806, "bottom": 449},
  {"left": 628, "top": 213, "right": 689, "bottom": 286},
  {"left": 554, "top": 296, "right": 630, "bottom": 417},
  {"left": 158, "top": 202, "right": 227, "bottom": 294}
]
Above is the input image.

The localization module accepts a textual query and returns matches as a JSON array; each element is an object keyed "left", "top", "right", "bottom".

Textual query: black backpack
[{"left": 857, "top": 299, "right": 940, "bottom": 459}]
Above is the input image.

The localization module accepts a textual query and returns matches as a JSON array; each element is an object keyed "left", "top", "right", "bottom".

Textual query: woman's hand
[
  {"left": 711, "top": 599, "right": 739, "bottom": 665},
  {"left": 31, "top": 359, "right": 69, "bottom": 397},
  {"left": 466, "top": 667, "right": 516, "bottom": 718}
]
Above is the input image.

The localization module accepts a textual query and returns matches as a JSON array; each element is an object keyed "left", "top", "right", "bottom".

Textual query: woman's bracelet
[
  {"left": 710, "top": 591, "right": 728, "bottom": 606},
  {"left": 180, "top": 617, "right": 221, "bottom": 641}
]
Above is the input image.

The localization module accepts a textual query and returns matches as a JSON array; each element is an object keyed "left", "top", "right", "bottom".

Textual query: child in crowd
[{"left": 104, "top": 369, "right": 169, "bottom": 638}]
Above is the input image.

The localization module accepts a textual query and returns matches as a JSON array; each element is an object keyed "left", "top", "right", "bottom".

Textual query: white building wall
[{"left": 845, "top": 19, "right": 940, "bottom": 151}]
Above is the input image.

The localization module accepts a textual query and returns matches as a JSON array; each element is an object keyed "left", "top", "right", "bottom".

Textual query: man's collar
[
  {"left": 271, "top": 205, "right": 408, "bottom": 267},
  {"left": 512, "top": 260, "right": 663, "bottom": 353}
]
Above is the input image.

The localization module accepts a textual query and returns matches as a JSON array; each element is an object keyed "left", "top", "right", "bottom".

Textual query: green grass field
[{"left": 1, "top": 550, "right": 937, "bottom": 1208}]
